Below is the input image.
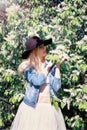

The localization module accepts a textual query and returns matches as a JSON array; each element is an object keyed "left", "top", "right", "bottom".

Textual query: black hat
[{"left": 22, "top": 36, "right": 52, "bottom": 59}]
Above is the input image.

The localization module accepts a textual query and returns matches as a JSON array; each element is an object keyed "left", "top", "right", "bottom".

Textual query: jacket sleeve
[
  {"left": 49, "top": 65, "right": 61, "bottom": 92},
  {"left": 24, "top": 68, "right": 46, "bottom": 86}
]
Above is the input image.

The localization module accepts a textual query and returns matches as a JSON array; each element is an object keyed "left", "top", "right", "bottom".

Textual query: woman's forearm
[{"left": 55, "top": 67, "right": 61, "bottom": 78}]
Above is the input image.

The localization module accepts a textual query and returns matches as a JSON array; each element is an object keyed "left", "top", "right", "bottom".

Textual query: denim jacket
[{"left": 23, "top": 60, "right": 61, "bottom": 107}]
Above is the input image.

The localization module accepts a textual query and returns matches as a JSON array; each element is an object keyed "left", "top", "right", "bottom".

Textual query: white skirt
[{"left": 10, "top": 101, "right": 66, "bottom": 130}]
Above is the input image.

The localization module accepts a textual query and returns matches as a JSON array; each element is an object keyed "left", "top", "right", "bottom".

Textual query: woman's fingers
[{"left": 61, "top": 53, "right": 69, "bottom": 63}]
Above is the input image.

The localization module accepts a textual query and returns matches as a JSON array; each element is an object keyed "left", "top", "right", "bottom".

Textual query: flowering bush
[{"left": 0, "top": 0, "right": 87, "bottom": 129}]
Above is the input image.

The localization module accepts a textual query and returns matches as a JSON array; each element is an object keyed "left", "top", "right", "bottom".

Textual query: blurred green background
[{"left": 0, "top": 0, "right": 87, "bottom": 130}]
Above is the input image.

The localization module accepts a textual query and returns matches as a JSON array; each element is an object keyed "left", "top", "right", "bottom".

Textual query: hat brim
[
  {"left": 43, "top": 38, "right": 52, "bottom": 46},
  {"left": 22, "top": 38, "right": 52, "bottom": 59}
]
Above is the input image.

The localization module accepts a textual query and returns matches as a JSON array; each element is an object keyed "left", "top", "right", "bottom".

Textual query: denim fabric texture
[{"left": 23, "top": 60, "right": 61, "bottom": 107}]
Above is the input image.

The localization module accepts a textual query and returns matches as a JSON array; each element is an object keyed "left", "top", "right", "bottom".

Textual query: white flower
[
  {"left": 72, "top": 70, "right": 79, "bottom": 75},
  {"left": 12, "top": 60, "right": 15, "bottom": 64},
  {"left": 0, "top": 67, "right": 4, "bottom": 72},
  {"left": 6, "top": 69, "right": 16, "bottom": 75},
  {"left": 6, "top": 4, "right": 20, "bottom": 15}
]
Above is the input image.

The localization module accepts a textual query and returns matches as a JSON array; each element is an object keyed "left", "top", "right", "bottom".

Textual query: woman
[{"left": 10, "top": 36, "right": 66, "bottom": 130}]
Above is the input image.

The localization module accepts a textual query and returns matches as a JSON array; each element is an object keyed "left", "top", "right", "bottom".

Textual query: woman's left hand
[
  {"left": 61, "top": 53, "right": 69, "bottom": 63},
  {"left": 56, "top": 53, "right": 69, "bottom": 69},
  {"left": 56, "top": 62, "right": 60, "bottom": 69}
]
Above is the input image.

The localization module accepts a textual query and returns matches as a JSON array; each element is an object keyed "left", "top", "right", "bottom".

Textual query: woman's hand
[
  {"left": 56, "top": 62, "right": 60, "bottom": 69},
  {"left": 61, "top": 53, "right": 69, "bottom": 63},
  {"left": 55, "top": 53, "right": 69, "bottom": 69},
  {"left": 18, "top": 60, "right": 29, "bottom": 72}
]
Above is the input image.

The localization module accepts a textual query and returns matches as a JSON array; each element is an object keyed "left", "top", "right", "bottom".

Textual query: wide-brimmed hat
[{"left": 22, "top": 36, "right": 52, "bottom": 59}]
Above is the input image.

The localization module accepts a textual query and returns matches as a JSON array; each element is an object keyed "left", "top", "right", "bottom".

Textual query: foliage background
[{"left": 0, "top": 0, "right": 87, "bottom": 130}]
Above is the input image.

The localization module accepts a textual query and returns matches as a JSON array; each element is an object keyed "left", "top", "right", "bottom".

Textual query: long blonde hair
[{"left": 18, "top": 47, "right": 43, "bottom": 72}]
